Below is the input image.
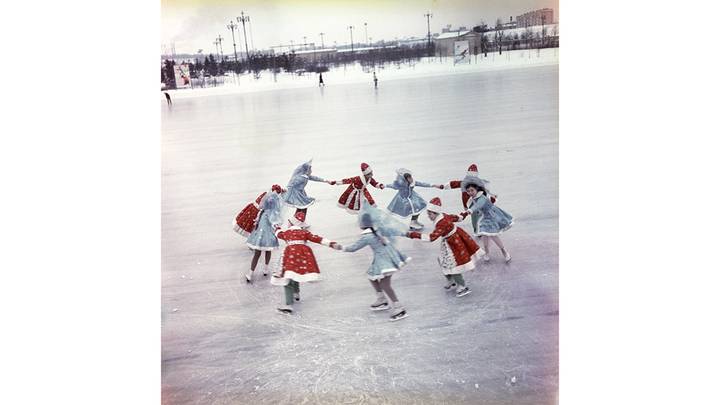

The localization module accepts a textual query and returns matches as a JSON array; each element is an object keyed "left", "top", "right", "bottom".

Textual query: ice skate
[
  {"left": 262, "top": 263, "right": 269, "bottom": 276},
  {"left": 277, "top": 305, "right": 293, "bottom": 314},
  {"left": 245, "top": 269, "right": 253, "bottom": 283},
  {"left": 502, "top": 250, "right": 512, "bottom": 263},
  {"left": 409, "top": 219, "right": 424, "bottom": 230},
  {"left": 482, "top": 253, "right": 490, "bottom": 262},
  {"left": 444, "top": 279, "right": 457, "bottom": 290},
  {"left": 370, "top": 293, "right": 389, "bottom": 311},
  {"left": 389, "top": 306, "right": 408, "bottom": 322},
  {"left": 455, "top": 286, "right": 472, "bottom": 298},
  {"left": 293, "top": 292, "right": 301, "bottom": 302}
]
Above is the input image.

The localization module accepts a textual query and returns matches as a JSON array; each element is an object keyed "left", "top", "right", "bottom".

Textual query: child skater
[
  {"left": 244, "top": 192, "right": 284, "bottom": 283},
  {"left": 284, "top": 160, "right": 333, "bottom": 221},
  {"left": 443, "top": 164, "right": 496, "bottom": 209},
  {"left": 385, "top": 168, "right": 443, "bottom": 230},
  {"left": 406, "top": 197, "right": 482, "bottom": 297},
  {"left": 234, "top": 184, "right": 284, "bottom": 238},
  {"left": 459, "top": 180, "right": 514, "bottom": 263},
  {"left": 332, "top": 162, "right": 385, "bottom": 214},
  {"left": 272, "top": 211, "right": 340, "bottom": 314},
  {"left": 335, "top": 202, "right": 411, "bottom": 321}
]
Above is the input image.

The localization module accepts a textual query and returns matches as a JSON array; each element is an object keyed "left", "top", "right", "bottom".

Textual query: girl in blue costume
[
  {"left": 283, "top": 160, "right": 334, "bottom": 222},
  {"left": 245, "top": 192, "right": 284, "bottom": 283},
  {"left": 459, "top": 180, "right": 514, "bottom": 263},
  {"left": 385, "top": 168, "right": 443, "bottom": 230},
  {"left": 334, "top": 200, "right": 412, "bottom": 322}
]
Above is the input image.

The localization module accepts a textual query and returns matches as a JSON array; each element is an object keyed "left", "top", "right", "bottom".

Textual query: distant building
[
  {"left": 433, "top": 30, "right": 482, "bottom": 57},
  {"left": 517, "top": 8, "right": 554, "bottom": 28}
]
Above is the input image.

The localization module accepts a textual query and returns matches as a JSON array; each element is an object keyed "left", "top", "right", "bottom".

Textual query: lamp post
[
  {"left": 424, "top": 12, "right": 433, "bottom": 50},
  {"left": 237, "top": 12, "right": 251, "bottom": 61},
  {"left": 227, "top": 21, "right": 239, "bottom": 62},
  {"left": 364, "top": 22, "right": 368, "bottom": 45},
  {"left": 319, "top": 32, "right": 325, "bottom": 49},
  {"left": 347, "top": 25, "right": 354, "bottom": 53}
]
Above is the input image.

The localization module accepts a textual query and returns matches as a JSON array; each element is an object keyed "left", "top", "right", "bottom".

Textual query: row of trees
[{"left": 161, "top": 43, "right": 435, "bottom": 88}]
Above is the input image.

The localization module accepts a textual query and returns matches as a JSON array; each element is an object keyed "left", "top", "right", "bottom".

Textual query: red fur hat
[
  {"left": 427, "top": 197, "right": 443, "bottom": 213},
  {"left": 467, "top": 164, "right": 478, "bottom": 176},
  {"left": 361, "top": 162, "right": 372, "bottom": 175}
]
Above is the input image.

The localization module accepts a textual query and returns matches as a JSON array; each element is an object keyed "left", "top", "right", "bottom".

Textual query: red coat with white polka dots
[
  {"left": 408, "top": 214, "right": 481, "bottom": 273},
  {"left": 234, "top": 192, "right": 266, "bottom": 237},
  {"left": 275, "top": 227, "right": 336, "bottom": 282},
  {"left": 336, "top": 175, "right": 384, "bottom": 213}
]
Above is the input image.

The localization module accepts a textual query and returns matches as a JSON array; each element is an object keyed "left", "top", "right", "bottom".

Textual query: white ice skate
[
  {"left": 277, "top": 305, "right": 293, "bottom": 314},
  {"left": 389, "top": 305, "right": 408, "bottom": 322},
  {"left": 444, "top": 279, "right": 457, "bottom": 290},
  {"left": 455, "top": 286, "right": 472, "bottom": 298},
  {"left": 503, "top": 251, "right": 512, "bottom": 263},
  {"left": 245, "top": 269, "right": 253, "bottom": 283},
  {"left": 370, "top": 292, "right": 389, "bottom": 311},
  {"left": 262, "top": 263, "right": 269, "bottom": 276},
  {"left": 409, "top": 220, "right": 424, "bottom": 230},
  {"left": 482, "top": 253, "right": 490, "bottom": 262},
  {"left": 293, "top": 292, "right": 301, "bottom": 302}
]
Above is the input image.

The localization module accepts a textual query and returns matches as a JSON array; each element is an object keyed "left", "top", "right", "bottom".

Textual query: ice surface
[{"left": 162, "top": 62, "right": 558, "bottom": 404}]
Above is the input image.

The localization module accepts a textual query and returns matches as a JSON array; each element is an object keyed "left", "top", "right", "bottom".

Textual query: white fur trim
[
  {"left": 246, "top": 242, "right": 278, "bottom": 251},
  {"left": 420, "top": 234, "right": 431, "bottom": 242},
  {"left": 362, "top": 167, "right": 373, "bottom": 175},
  {"left": 368, "top": 268, "right": 397, "bottom": 280},
  {"left": 283, "top": 270, "right": 321, "bottom": 283},
  {"left": 320, "top": 238, "right": 331, "bottom": 246},
  {"left": 284, "top": 199, "right": 315, "bottom": 209},
  {"left": 270, "top": 275, "right": 290, "bottom": 286},
  {"left": 444, "top": 182, "right": 452, "bottom": 189},
  {"left": 474, "top": 221, "right": 514, "bottom": 236},
  {"left": 427, "top": 203, "right": 443, "bottom": 213}
]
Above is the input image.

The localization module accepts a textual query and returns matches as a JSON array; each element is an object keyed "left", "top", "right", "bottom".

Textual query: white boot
[
  {"left": 245, "top": 268, "right": 253, "bottom": 283},
  {"left": 293, "top": 292, "right": 301, "bottom": 302},
  {"left": 502, "top": 250, "right": 512, "bottom": 263},
  {"left": 444, "top": 278, "right": 457, "bottom": 290},
  {"left": 409, "top": 219, "right": 424, "bottom": 230},
  {"left": 370, "top": 292, "right": 389, "bottom": 311},
  {"left": 262, "top": 263, "right": 269, "bottom": 276},
  {"left": 482, "top": 253, "right": 490, "bottom": 262}
]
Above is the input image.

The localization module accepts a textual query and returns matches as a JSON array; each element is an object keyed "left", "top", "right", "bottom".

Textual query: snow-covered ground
[
  {"left": 162, "top": 62, "right": 558, "bottom": 404},
  {"left": 165, "top": 47, "right": 558, "bottom": 99}
]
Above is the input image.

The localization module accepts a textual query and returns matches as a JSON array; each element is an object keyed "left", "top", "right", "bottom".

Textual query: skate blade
[
  {"left": 456, "top": 289, "right": 472, "bottom": 298},
  {"left": 389, "top": 311, "right": 408, "bottom": 321},
  {"left": 276, "top": 308, "right": 293, "bottom": 315},
  {"left": 370, "top": 304, "right": 390, "bottom": 311},
  {"left": 444, "top": 284, "right": 457, "bottom": 290}
]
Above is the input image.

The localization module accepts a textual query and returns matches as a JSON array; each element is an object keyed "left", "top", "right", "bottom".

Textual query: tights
[
  {"left": 250, "top": 250, "right": 271, "bottom": 271},
  {"left": 369, "top": 275, "right": 398, "bottom": 302}
]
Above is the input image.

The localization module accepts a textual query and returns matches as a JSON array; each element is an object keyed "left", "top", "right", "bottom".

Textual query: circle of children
[{"left": 233, "top": 161, "right": 513, "bottom": 322}]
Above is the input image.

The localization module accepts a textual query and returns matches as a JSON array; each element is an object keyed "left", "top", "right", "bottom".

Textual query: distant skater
[
  {"left": 319, "top": 73, "right": 325, "bottom": 87},
  {"left": 164, "top": 91, "right": 172, "bottom": 106},
  {"left": 373, "top": 72, "right": 378, "bottom": 88}
]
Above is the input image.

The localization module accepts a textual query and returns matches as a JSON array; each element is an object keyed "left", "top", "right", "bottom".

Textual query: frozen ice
[{"left": 162, "top": 60, "right": 558, "bottom": 404}]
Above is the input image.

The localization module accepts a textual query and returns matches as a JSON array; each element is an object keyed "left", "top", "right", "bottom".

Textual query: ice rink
[{"left": 162, "top": 63, "right": 558, "bottom": 404}]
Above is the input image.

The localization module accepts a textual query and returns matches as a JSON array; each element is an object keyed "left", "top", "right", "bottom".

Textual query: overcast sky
[{"left": 162, "top": 0, "right": 559, "bottom": 55}]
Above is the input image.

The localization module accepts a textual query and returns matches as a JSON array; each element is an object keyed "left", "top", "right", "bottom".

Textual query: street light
[
  {"left": 319, "top": 32, "right": 325, "bottom": 49},
  {"left": 364, "top": 22, "right": 368, "bottom": 45},
  {"left": 237, "top": 12, "right": 251, "bottom": 61},
  {"left": 227, "top": 21, "right": 239, "bottom": 62},
  {"left": 424, "top": 12, "right": 433, "bottom": 50},
  {"left": 347, "top": 25, "right": 354, "bottom": 53}
]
